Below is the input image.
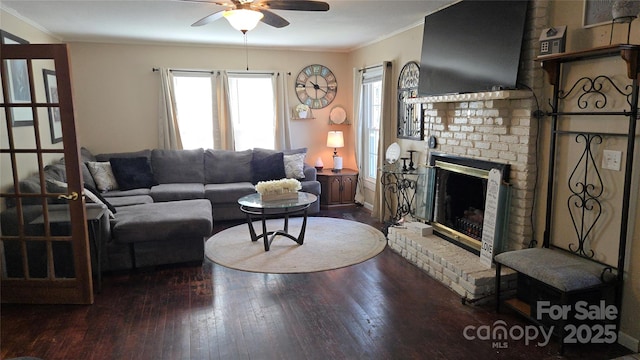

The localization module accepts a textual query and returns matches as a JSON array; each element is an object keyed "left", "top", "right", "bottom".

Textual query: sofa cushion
[
  {"left": 43, "top": 178, "right": 68, "bottom": 205},
  {"left": 44, "top": 162, "right": 67, "bottom": 182},
  {"left": 204, "top": 149, "right": 253, "bottom": 184},
  {"left": 109, "top": 157, "right": 156, "bottom": 190},
  {"left": 86, "top": 161, "right": 119, "bottom": 192},
  {"left": 252, "top": 152, "right": 286, "bottom": 184},
  {"left": 60, "top": 150, "right": 96, "bottom": 188},
  {"left": 151, "top": 148, "right": 205, "bottom": 184},
  {"left": 102, "top": 188, "right": 151, "bottom": 197},
  {"left": 81, "top": 162, "right": 97, "bottom": 189},
  {"left": 150, "top": 183, "right": 205, "bottom": 202},
  {"left": 112, "top": 200, "right": 213, "bottom": 244},
  {"left": 107, "top": 195, "right": 154, "bottom": 207},
  {"left": 204, "top": 182, "right": 256, "bottom": 204},
  {"left": 80, "top": 147, "right": 96, "bottom": 163},
  {"left": 95, "top": 149, "right": 151, "bottom": 162}
]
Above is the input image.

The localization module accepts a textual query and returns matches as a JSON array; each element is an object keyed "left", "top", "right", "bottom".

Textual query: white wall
[{"left": 68, "top": 42, "right": 352, "bottom": 173}]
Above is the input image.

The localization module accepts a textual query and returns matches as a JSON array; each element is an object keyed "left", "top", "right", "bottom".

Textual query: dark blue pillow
[
  {"left": 109, "top": 157, "right": 156, "bottom": 190},
  {"left": 251, "top": 152, "right": 286, "bottom": 184}
]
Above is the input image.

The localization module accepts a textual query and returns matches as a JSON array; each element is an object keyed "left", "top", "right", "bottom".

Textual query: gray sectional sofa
[{"left": 1, "top": 147, "right": 321, "bottom": 273}]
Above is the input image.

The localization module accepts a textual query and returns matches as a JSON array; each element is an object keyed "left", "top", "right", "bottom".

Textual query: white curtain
[
  {"left": 273, "top": 72, "right": 292, "bottom": 150},
  {"left": 352, "top": 67, "right": 365, "bottom": 205},
  {"left": 215, "top": 71, "right": 235, "bottom": 150},
  {"left": 160, "top": 69, "right": 234, "bottom": 150},
  {"left": 372, "top": 61, "right": 393, "bottom": 221},
  {"left": 158, "top": 68, "right": 183, "bottom": 150}
]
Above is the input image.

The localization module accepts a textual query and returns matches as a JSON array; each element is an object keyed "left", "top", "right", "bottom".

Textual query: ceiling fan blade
[
  {"left": 258, "top": 9, "right": 290, "bottom": 28},
  {"left": 192, "top": 10, "right": 226, "bottom": 26},
  {"left": 180, "top": 0, "right": 233, "bottom": 6},
  {"left": 256, "top": 0, "right": 329, "bottom": 11}
]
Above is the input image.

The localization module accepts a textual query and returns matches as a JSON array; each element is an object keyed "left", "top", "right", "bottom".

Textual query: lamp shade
[
  {"left": 223, "top": 9, "right": 264, "bottom": 32},
  {"left": 326, "top": 131, "right": 344, "bottom": 148}
]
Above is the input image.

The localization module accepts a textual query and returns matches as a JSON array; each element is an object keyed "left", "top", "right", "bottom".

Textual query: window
[
  {"left": 361, "top": 69, "right": 383, "bottom": 187},
  {"left": 228, "top": 74, "right": 275, "bottom": 151},
  {"left": 172, "top": 72, "right": 276, "bottom": 151},
  {"left": 173, "top": 73, "right": 214, "bottom": 150}
]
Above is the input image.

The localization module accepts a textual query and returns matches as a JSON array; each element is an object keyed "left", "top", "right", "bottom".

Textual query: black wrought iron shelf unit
[
  {"left": 506, "top": 44, "right": 639, "bottom": 346},
  {"left": 540, "top": 44, "right": 638, "bottom": 285}
]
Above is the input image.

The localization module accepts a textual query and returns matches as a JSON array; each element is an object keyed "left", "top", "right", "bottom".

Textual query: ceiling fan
[{"left": 183, "top": 0, "right": 330, "bottom": 32}]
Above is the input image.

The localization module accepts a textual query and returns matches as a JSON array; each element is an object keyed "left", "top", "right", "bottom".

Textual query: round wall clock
[{"left": 295, "top": 64, "right": 337, "bottom": 109}]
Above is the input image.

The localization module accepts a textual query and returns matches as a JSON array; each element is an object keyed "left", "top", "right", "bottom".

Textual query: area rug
[{"left": 205, "top": 217, "right": 387, "bottom": 273}]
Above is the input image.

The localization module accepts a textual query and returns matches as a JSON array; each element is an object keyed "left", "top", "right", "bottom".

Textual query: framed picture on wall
[
  {"left": 43, "top": 69, "right": 62, "bottom": 143},
  {"left": 1, "top": 29, "right": 33, "bottom": 127},
  {"left": 583, "top": 0, "right": 614, "bottom": 27}
]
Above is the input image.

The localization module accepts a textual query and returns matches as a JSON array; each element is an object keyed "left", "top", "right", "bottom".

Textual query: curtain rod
[
  {"left": 152, "top": 68, "right": 217, "bottom": 74},
  {"left": 227, "top": 71, "right": 291, "bottom": 76},
  {"left": 358, "top": 62, "right": 391, "bottom": 72},
  {"left": 152, "top": 68, "right": 291, "bottom": 76}
]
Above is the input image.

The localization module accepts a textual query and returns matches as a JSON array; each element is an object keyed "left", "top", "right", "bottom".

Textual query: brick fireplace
[
  {"left": 386, "top": 0, "right": 549, "bottom": 301},
  {"left": 388, "top": 90, "right": 538, "bottom": 301},
  {"left": 419, "top": 90, "right": 538, "bottom": 251}
]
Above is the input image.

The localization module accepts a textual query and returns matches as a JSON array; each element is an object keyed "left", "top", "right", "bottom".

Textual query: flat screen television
[{"left": 418, "top": 0, "right": 529, "bottom": 96}]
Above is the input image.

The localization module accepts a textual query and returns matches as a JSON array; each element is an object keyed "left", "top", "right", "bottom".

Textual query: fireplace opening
[
  {"left": 426, "top": 153, "right": 510, "bottom": 254},
  {"left": 436, "top": 171, "right": 486, "bottom": 241}
]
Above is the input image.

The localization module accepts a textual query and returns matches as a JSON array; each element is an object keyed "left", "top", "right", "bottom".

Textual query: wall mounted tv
[{"left": 418, "top": 0, "right": 529, "bottom": 97}]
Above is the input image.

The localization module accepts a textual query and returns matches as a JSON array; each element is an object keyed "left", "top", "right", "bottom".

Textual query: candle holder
[
  {"left": 407, "top": 150, "right": 417, "bottom": 171},
  {"left": 400, "top": 157, "right": 409, "bottom": 172}
]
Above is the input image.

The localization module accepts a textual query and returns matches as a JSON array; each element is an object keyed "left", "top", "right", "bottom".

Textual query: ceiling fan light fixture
[{"left": 223, "top": 9, "right": 264, "bottom": 33}]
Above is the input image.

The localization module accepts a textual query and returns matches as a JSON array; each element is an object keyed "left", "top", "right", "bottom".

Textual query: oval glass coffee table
[{"left": 238, "top": 192, "right": 318, "bottom": 251}]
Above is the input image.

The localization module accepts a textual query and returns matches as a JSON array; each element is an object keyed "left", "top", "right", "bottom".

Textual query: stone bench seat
[{"left": 494, "top": 247, "right": 616, "bottom": 292}]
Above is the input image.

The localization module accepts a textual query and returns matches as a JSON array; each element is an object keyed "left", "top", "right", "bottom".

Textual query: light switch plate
[{"left": 602, "top": 150, "right": 622, "bottom": 171}]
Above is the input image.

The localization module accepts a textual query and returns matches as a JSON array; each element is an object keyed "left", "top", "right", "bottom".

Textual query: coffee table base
[{"left": 242, "top": 207, "right": 310, "bottom": 251}]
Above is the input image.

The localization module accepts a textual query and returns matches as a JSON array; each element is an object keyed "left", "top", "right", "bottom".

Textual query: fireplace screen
[
  {"left": 433, "top": 171, "right": 487, "bottom": 241},
  {"left": 417, "top": 153, "right": 511, "bottom": 253}
]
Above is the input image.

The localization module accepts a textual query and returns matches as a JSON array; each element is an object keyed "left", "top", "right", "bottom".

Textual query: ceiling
[{"left": 0, "top": 0, "right": 457, "bottom": 51}]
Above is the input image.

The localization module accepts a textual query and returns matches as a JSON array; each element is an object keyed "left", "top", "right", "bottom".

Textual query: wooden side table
[{"left": 317, "top": 168, "right": 358, "bottom": 209}]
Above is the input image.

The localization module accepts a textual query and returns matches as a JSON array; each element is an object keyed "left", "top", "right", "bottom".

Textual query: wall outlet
[{"left": 602, "top": 150, "right": 622, "bottom": 171}]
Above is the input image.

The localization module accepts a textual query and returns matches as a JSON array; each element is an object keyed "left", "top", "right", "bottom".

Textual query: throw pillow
[
  {"left": 283, "top": 152, "right": 306, "bottom": 179},
  {"left": 251, "top": 152, "right": 286, "bottom": 184},
  {"left": 86, "top": 161, "right": 119, "bottom": 192},
  {"left": 109, "top": 157, "right": 156, "bottom": 190}
]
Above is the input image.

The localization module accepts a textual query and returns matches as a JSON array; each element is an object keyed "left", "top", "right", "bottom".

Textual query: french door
[{"left": 0, "top": 43, "right": 93, "bottom": 304}]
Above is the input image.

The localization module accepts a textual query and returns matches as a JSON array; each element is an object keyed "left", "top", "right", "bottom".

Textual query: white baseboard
[
  {"left": 618, "top": 330, "right": 639, "bottom": 352},
  {"left": 363, "top": 202, "right": 373, "bottom": 211}
]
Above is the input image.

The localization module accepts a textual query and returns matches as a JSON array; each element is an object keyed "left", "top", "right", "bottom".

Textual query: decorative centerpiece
[
  {"left": 295, "top": 103, "right": 310, "bottom": 119},
  {"left": 255, "top": 178, "right": 301, "bottom": 201}
]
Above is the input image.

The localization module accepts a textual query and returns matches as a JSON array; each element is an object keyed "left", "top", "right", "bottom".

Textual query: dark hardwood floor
[{"left": 1, "top": 206, "right": 633, "bottom": 360}]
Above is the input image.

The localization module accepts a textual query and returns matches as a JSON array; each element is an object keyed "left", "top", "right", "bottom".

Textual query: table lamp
[{"left": 327, "top": 131, "right": 344, "bottom": 172}]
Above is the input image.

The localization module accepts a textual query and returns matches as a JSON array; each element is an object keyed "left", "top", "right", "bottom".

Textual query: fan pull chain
[{"left": 244, "top": 33, "right": 249, "bottom": 71}]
